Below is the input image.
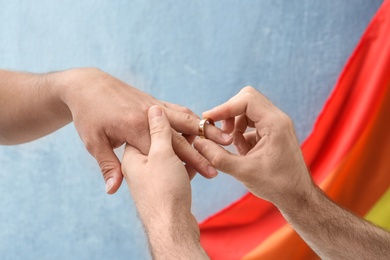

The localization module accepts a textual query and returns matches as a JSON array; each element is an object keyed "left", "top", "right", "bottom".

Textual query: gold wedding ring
[{"left": 198, "top": 118, "right": 214, "bottom": 139}]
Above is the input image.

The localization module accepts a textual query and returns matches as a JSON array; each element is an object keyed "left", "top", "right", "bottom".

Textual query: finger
[
  {"left": 183, "top": 133, "right": 197, "bottom": 144},
  {"left": 161, "top": 101, "right": 203, "bottom": 140},
  {"left": 234, "top": 114, "right": 249, "bottom": 134},
  {"left": 164, "top": 107, "right": 232, "bottom": 145},
  {"left": 122, "top": 144, "right": 145, "bottom": 177},
  {"left": 126, "top": 130, "right": 151, "bottom": 156},
  {"left": 221, "top": 118, "right": 235, "bottom": 134},
  {"left": 162, "top": 101, "right": 198, "bottom": 118},
  {"left": 202, "top": 86, "right": 271, "bottom": 123},
  {"left": 87, "top": 140, "right": 123, "bottom": 195},
  {"left": 172, "top": 131, "right": 218, "bottom": 179},
  {"left": 234, "top": 129, "right": 259, "bottom": 155},
  {"left": 233, "top": 131, "right": 251, "bottom": 155},
  {"left": 231, "top": 114, "right": 250, "bottom": 155},
  {"left": 194, "top": 138, "right": 243, "bottom": 178},
  {"left": 243, "top": 131, "right": 258, "bottom": 148},
  {"left": 122, "top": 112, "right": 151, "bottom": 156},
  {"left": 148, "top": 106, "right": 174, "bottom": 158},
  {"left": 121, "top": 145, "right": 146, "bottom": 189},
  {"left": 185, "top": 164, "right": 197, "bottom": 181},
  {"left": 123, "top": 142, "right": 144, "bottom": 156}
]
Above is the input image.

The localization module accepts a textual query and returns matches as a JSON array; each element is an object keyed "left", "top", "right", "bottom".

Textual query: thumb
[
  {"left": 194, "top": 138, "right": 242, "bottom": 178},
  {"left": 148, "top": 106, "right": 174, "bottom": 157},
  {"left": 90, "top": 142, "right": 123, "bottom": 195}
]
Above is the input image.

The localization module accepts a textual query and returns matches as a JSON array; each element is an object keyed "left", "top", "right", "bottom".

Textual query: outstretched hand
[{"left": 58, "top": 68, "right": 232, "bottom": 194}]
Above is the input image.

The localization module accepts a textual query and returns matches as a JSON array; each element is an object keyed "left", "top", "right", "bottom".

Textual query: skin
[
  {"left": 122, "top": 106, "right": 209, "bottom": 260},
  {"left": 3, "top": 69, "right": 388, "bottom": 258},
  {"left": 194, "top": 86, "right": 390, "bottom": 259},
  {"left": 0, "top": 68, "right": 232, "bottom": 194}
]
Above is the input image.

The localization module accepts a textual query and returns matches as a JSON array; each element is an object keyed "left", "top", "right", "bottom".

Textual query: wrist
[
  {"left": 45, "top": 68, "right": 93, "bottom": 108},
  {"left": 142, "top": 208, "right": 198, "bottom": 237},
  {"left": 43, "top": 69, "right": 77, "bottom": 117},
  {"left": 276, "top": 180, "right": 322, "bottom": 219},
  {"left": 272, "top": 168, "right": 317, "bottom": 213},
  {"left": 0, "top": 70, "right": 72, "bottom": 144}
]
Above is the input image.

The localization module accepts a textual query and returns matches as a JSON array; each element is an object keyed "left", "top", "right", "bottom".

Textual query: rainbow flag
[{"left": 199, "top": 0, "right": 390, "bottom": 259}]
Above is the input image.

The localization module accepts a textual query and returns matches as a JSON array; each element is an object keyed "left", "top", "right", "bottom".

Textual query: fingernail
[
  {"left": 149, "top": 106, "right": 162, "bottom": 119},
  {"left": 222, "top": 133, "right": 232, "bottom": 142},
  {"left": 208, "top": 166, "right": 218, "bottom": 178},
  {"left": 106, "top": 178, "right": 115, "bottom": 193}
]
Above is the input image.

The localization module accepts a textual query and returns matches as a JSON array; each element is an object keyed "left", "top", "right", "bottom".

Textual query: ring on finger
[{"left": 198, "top": 118, "right": 214, "bottom": 139}]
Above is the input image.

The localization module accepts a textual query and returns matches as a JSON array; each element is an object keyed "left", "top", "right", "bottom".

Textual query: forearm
[
  {"left": 0, "top": 70, "right": 72, "bottom": 144},
  {"left": 277, "top": 184, "right": 390, "bottom": 259},
  {"left": 142, "top": 213, "right": 208, "bottom": 260}
]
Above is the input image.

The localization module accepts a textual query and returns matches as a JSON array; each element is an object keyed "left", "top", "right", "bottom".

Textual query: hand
[
  {"left": 54, "top": 68, "right": 232, "bottom": 194},
  {"left": 194, "top": 86, "right": 313, "bottom": 207},
  {"left": 196, "top": 87, "right": 390, "bottom": 259},
  {"left": 122, "top": 106, "right": 208, "bottom": 259}
]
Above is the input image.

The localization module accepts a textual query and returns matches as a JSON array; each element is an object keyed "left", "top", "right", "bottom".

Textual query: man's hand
[
  {"left": 194, "top": 86, "right": 313, "bottom": 206},
  {"left": 0, "top": 68, "right": 231, "bottom": 194},
  {"left": 122, "top": 106, "right": 208, "bottom": 259},
  {"left": 53, "top": 68, "right": 232, "bottom": 194},
  {"left": 194, "top": 86, "right": 390, "bottom": 259}
]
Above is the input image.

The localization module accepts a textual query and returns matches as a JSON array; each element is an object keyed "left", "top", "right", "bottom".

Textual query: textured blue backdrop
[{"left": 0, "top": 0, "right": 383, "bottom": 259}]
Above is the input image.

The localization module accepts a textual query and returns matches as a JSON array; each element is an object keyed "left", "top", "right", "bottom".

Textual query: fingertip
[
  {"left": 196, "top": 166, "right": 218, "bottom": 179},
  {"left": 105, "top": 174, "right": 123, "bottom": 194},
  {"left": 148, "top": 105, "right": 163, "bottom": 119},
  {"left": 105, "top": 178, "right": 115, "bottom": 194},
  {"left": 221, "top": 132, "right": 233, "bottom": 145},
  {"left": 94, "top": 147, "right": 123, "bottom": 194},
  {"left": 202, "top": 122, "right": 232, "bottom": 146},
  {"left": 202, "top": 110, "right": 213, "bottom": 119},
  {"left": 208, "top": 166, "right": 218, "bottom": 178}
]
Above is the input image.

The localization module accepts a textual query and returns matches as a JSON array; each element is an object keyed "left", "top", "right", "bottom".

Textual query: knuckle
[
  {"left": 84, "top": 138, "right": 97, "bottom": 154},
  {"left": 181, "top": 107, "right": 196, "bottom": 117},
  {"left": 182, "top": 107, "right": 192, "bottom": 114},
  {"left": 99, "top": 160, "right": 118, "bottom": 179},
  {"left": 279, "top": 112, "right": 294, "bottom": 128},
  {"left": 242, "top": 86, "right": 256, "bottom": 93},
  {"left": 183, "top": 113, "right": 196, "bottom": 125},
  {"left": 241, "top": 87, "right": 258, "bottom": 100},
  {"left": 175, "top": 104, "right": 193, "bottom": 114},
  {"left": 210, "top": 152, "right": 224, "bottom": 168}
]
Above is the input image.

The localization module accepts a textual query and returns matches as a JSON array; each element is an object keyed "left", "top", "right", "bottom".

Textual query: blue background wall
[{"left": 0, "top": 0, "right": 383, "bottom": 259}]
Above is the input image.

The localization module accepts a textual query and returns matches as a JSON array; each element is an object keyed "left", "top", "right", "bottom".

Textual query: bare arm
[
  {"left": 0, "top": 70, "right": 71, "bottom": 144},
  {"left": 195, "top": 86, "right": 390, "bottom": 259},
  {"left": 278, "top": 183, "right": 390, "bottom": 260},
  {"left": 122, "top": 106, "right": 208, "bottom": 259}
]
